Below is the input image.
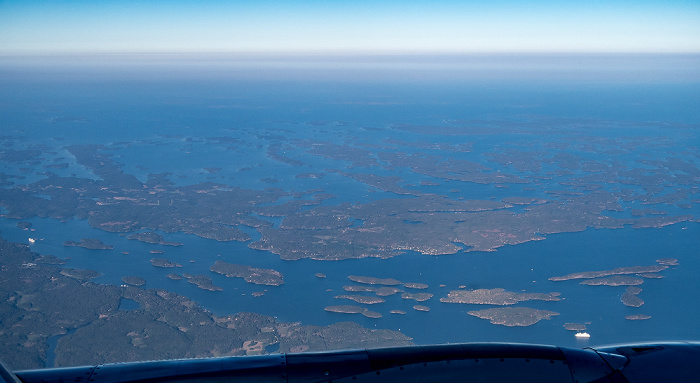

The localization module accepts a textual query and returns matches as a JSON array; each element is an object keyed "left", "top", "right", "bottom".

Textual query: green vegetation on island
[
  {"left": 128, "top": 232, "right": 184, "bottom": 246},
  {"left": 151, "top": 258, "right": 182, "bottom": 268},
  {"left": 182, "top": 273, "right": 223, "bottom": 292},
  {"left": 60, "top": 268, "right": 101, "bottom": 280},
  {"left": 34, "top": 254, "right": 66, "bottom": 265},
  {"left": 121, "top": 276, "right": 146, "bottom": 286},
  {"left": 210, "top": 261, "right": 284, "bottom": 286},
  {"left": 0, "top": 138, "right": 694, "bottom": 266},
  {"left": 63, "top": 238, "right": 113, "bottom": 250},
  {"left": 0, "top": 236, "right": 412, "bottom": 370}
]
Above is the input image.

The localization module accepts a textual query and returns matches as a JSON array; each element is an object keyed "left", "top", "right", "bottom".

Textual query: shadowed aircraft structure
[{"left": 3, "top": 342, "right": 698, "bottom": 382}]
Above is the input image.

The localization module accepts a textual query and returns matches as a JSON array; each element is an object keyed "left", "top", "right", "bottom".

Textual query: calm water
[
  {"left": 1, "top": 217, "right": 698, "bottom": 349},
  {"left": 1, "top": 54, "right": 699, "bottom": 350}
]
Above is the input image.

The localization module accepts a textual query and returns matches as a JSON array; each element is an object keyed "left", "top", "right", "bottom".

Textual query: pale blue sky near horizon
[{"left": 1, "top": 0, "right": 699, "bottom": 55}]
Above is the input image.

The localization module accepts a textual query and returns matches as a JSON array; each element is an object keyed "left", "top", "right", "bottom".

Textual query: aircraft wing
[{"left": 4, "top": 342, "right": 699, "bottom": 383}]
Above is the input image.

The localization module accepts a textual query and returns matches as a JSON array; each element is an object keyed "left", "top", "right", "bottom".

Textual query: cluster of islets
[
  {"left": 549, "top": 259, "right": 679, "bottom": 323},
  {"left": 145, "top": 257, "right": 286, "bottom": 297},
  {"left": 323, "top": 275, "right": 435, "bottom": 319},
  {"left": 322, "top": 275, "right": 564, "bottom": 327},
  {"left": 323, "top": 259, "right": 678, "bottom": 332}
]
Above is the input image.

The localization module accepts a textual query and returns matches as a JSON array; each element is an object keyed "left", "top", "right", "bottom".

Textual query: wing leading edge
[{"left": 6, "top": 342, "right": 699, "bottom": 383}]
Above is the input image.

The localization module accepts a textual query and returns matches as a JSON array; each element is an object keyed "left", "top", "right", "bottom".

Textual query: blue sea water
[
  {"left": 1, "top": 54, "right": 699, "bottom": 351},
  {"left": 1, "top": 217, "right": 699, "bottom": 349}
]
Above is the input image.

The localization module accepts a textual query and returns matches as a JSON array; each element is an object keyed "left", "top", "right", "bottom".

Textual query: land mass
[
  {"left": 0, "top": 236, "right": 412, "bottom": 370},
  {"left": 621, "top": 285, "right": 644, "bottom": 308},
  {"left": 579, "top": 275, "right": 644, "bottom": 286},
  {"left": 440, "top": 288, "right": 560, "bottom": 305},
  {"left": 335, "top": 295, "right": 385, "bottom": 305},
  {"left": 121, "top": 276, "right": 146, "bottom": 286},
  {"left": 63, "top": 238, "right": 113, "bottom": 250},
  {"left": 549, "top": 265, "right": 668, "bottom": 281},
  {"left": 468, "top": 307, "right": 559, "bottom": 326},
  {"left": 401, "top": 292, "right": 433, "bottom": 302},
  {"left": 182, "top": 273, "right": 223, "bottom": 292},
  {"left": 210, "top": 261, "right": 284, "bottom": 286},
  {"left": 347, "top": 275, "right": 402, "bottom": 286},
  {"left": 403, "top": 282, "right": 429, "bottom": 289},
  {"left": 343, "top": 285, "right": 403, "bottom": 296},
  {"left": 128, "top": 232, "right": 184, "bottom": 246},
  {"left": 0, "top": 142, "right": 695, "bottom": 264},
  {"left": 324, "top": 305, "right": 365, "bottom": 314},
  {"left": 151, "top": 258, "right": 182, "bottom": 268}
]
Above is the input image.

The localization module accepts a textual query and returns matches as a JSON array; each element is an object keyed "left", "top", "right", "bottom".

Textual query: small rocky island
[
  {"left": 362, "top": 311, "right": 382, "bottom": 319},
  {"left": 621, "top": 287, "right": 644, "bottom": 307},
  {"left": 324, "top": 305, "right": 366, "bottom": 314},
  {"left": 348, "top": 275, "right": 402, "bottom": 286},
  {"left": 580, "top": 275, "right": 644, "bottom": 286},
  {"left": 63, "top": 238, "right": 113, "bottom": 250},
  {"left": 335, "top": 295, "right": 385, "bottom": 304},
  {"left": 403, "top": 282, "right": 428, "bottom": 289},
  {"left": 468, "top": 307, "right": 559, "bottom": 326},
  {"left": 150, "top": 258, "right": 182, "bottom": 268},
  {"left": 210, "top": 261, "right": 284, "bottom": 286},
  {"left": 182, "top": 273, "right": 223, "bottom": 291},
  {"left": 324, "top": 305, "right": 383, "bottom": 319},
  {"left": 401, "top": 292, "right": 433, "bottom": 302},
  {"left": 563, "top": 323, "right": 587, "bottom": 331},
  {"left": 440, "top": 288, "right": 560, "bottom": 305},
  {"left": 656, "top": 258, "right": 679, "bottom": 266},
  {"left": 549, "top": 265, "right": 667, "bottom": 281},
  {"left": 343, "top": 285, "right": 403, "bottom": 296}
]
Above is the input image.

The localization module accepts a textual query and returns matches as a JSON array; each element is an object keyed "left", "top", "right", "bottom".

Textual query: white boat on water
[{"left": 575, "top": 332, "right": 591, "bottom": 338}]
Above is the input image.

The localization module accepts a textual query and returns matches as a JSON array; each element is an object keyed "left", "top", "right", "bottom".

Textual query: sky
[{"left": 1, "top": 0, "right": 699, "bottom": 54}]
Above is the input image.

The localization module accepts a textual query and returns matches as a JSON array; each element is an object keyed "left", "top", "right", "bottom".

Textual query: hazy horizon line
[
  {"left": 2, "top": 51, "right": 697, "bottom": 84},
  {"left": 3, "top": 49, "right": 700, "bottom": 57}
]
